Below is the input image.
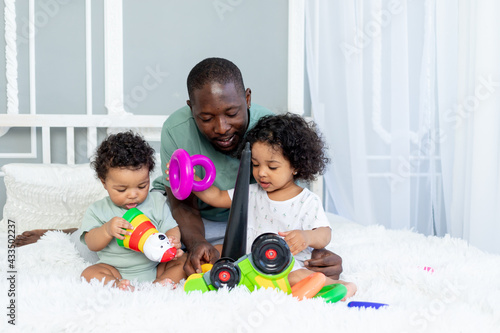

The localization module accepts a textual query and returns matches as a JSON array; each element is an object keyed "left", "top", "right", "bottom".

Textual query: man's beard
[{"left": 212, "top": 142, "right": 240, "bottom": 158}]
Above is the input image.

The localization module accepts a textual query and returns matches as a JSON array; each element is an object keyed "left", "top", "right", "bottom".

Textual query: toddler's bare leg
[
  {"left": 155, "top": 253, "right": 188, "bottom": 286},
  {"left": 14, "top": 228, "right": 77, "bottom": 247},
  {"left": 81, "top": 263, "right": 133, "bottom": 291}
]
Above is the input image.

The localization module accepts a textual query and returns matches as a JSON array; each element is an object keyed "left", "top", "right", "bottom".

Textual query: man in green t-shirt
[
  {"left": 14, "top": 57, "right": 343, "bottom": 280},
  {"left": 154, "top": 57, "right": 343, "bottom": 279}
]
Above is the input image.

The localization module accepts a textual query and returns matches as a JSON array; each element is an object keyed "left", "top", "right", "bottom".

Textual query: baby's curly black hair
[
  {"left": 244, "top": 113, "right": 330, "bottom": 182},
  {"left": 91, "top": 131, "right": 156, "bottom": 181}
]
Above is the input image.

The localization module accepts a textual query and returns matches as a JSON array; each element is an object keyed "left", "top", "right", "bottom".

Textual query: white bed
[
  {"left": 2, "top": 214, "right": 500, "bottom": 332},
  {"left": 0, "top": 116, "right": 499, "bottom": 332}
]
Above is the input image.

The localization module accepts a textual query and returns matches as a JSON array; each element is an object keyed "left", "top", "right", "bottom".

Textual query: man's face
[{"left": 188, "top": 82, "right": 251, "bottom": 155}]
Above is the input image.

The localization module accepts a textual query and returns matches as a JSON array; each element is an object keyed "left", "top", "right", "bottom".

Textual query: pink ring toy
[{"left": 169, "top": 149, "right": 216, "bottom": 200}]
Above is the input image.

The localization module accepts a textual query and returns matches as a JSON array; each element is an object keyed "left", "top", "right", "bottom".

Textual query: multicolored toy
[
  {"left": 183, "top": 142, "right": 347, "bottom": 302},
  {"left": 220, "top": 142, "right": 252, "bottom": 261},
  {"left": 117, "top": 208, "right": 177, "bottom": 262},
  {"left": 184, "top": 232, "right": 348, "bottom": 302},
  {"left": 185, "top": 233, "right": 294, "bottom": 293},
  {"left": 169, "top": 149, "right": 216, "bottom": 200}
]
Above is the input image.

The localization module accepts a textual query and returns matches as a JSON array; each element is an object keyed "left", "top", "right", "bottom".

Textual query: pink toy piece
[
  {"left": 169, "top": 149, "right": 216, "bottom": 200},
  {"left": 423, "top": 266, "right": 435, "bottom": 273}
]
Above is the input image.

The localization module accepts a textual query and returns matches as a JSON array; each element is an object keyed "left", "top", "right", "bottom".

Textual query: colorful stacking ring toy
[
  {"left": 117, "top": 208, "right": 156, "bottom": 252},
  {"left": 117, "top": 208, "right": 176, "bottom": 262},
  {"left": 169, "top": 149, "right": 216, "bottom": 200},
  {"left": 291, "top": 272, "right": 326, "bottom": 300},
  {"left": 313, "top": 284, "right": 348, "bottom": 303}
]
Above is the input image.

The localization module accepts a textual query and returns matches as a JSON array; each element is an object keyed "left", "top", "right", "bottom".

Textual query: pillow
[{"left": 1, "top": 163, "right": 108, "bottom": 234}]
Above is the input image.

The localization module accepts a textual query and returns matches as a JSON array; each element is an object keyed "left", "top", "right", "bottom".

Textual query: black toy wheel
[
  {"left": 251, "top": 233, "right": 292, "bottom": 275},
  {"left": 210, "top": 258, "right": 241, "bottom": 290}
]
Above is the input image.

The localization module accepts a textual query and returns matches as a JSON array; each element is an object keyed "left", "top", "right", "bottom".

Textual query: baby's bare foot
[
  {"left": 155, "top": 278, "right": 177, "bottom": 289},
  {"left": 341, "top": 282, "right": 357, "bottom": 301},
  {"left": 117, "top": 279, "right": 134, "bottom": 291},
  {"left": 14, "top": 228, "right": 78, "bottom": 247}
]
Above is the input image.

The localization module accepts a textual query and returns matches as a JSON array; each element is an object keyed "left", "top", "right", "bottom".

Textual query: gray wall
[{"left": 0, "top": 0, "right": 289, "bottom": 219}]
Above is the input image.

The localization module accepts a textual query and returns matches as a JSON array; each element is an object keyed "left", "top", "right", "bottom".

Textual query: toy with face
[
  {"left": 142, "top": 232, "right": 177, "bottom": 262},
  {"left": 117, "top": 208, "right": 177, "bottom": 263}
]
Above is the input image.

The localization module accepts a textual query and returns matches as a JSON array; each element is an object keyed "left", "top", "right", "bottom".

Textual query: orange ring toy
[{"left": 291, "top": 272, "right": 326, "bottom": 300}]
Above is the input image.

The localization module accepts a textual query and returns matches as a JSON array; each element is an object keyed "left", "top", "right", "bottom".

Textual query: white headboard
[
  {"left": 0, "top": 0, "right": 320, "bottom": 213},
  {"left": 0, "top": 114, "right": 166, "bottom": 173},
  {"left": 0, "top": 0, "right": 167, "bottom": 174}
]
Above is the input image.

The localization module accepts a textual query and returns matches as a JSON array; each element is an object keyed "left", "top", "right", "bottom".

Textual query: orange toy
[
  {"left": 291, "top": 272, "right": 326, "bottom": 300},
  {"left": 117, "top": 208, "right": 177, "bottom": 263}
]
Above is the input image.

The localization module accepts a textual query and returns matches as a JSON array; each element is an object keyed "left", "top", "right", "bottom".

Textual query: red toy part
[
  {"left": 161, "top": 247, "right": 177, "bottom": 262},
  {"left": 118, "top": 208, "right": 177, "bottom": 263}
]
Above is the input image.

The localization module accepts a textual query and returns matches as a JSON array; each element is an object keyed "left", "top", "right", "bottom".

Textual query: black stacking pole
[{"left": 221, "top": 142, "right": 251, "bottom": 260}]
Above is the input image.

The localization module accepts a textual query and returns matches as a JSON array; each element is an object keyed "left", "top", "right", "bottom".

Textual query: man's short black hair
[{"left": 187, "top": 57, "right": 246, "bottom": 100}]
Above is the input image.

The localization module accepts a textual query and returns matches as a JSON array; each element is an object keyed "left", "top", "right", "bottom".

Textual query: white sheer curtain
[{"left": 305, "top": 0, "right": 500, "bottom": 254}]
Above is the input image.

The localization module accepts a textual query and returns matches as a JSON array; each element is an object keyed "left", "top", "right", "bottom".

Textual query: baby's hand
[
  {"left": 167, "top": 235, "right": 181, "bottom": 249},
  {"left": 173, "top": 248, "right": 184, "bottom": 259},
  {"left": 105, "top": 217, "right": 134, "bottom": 240},
  {"left": 167, "top": 235, "right": 184, "bottom": 259},
  {"left": 165, "top": 162, "right": 198, "bottom": 182},
  {"left": 165, "top": 162, "right": 171, "bottom": 182},
  {"left": 278, "top": 230, "right": 309, "bottom": 255}
]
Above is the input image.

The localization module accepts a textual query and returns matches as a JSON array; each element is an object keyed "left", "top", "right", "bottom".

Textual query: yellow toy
[{"left": 117, "top": 208, "right": 177, "bottom": 262}]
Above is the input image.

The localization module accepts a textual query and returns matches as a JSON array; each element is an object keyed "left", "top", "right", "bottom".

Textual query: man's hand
[
  {"left": 304, "top": 248, "right": 343, "bottom": 280},
  {"left": 183, "top": 240, "right": 221, "bottom": 276}
]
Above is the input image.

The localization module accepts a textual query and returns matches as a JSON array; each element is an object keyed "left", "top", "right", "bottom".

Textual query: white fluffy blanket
[{"left": 1, "top": 214, "right": 499, "bottom": 333}]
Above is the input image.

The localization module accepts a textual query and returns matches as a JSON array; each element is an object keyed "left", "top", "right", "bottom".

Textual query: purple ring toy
[{"left": 169, "top": 149, "right": 216, "bottom": 200}]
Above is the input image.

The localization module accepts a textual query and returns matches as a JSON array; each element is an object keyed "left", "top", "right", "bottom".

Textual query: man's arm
[{"left": 165, "top": 186, "right": 220, "bottom": 275}]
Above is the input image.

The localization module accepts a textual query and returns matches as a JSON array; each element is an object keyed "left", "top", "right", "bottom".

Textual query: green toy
[
  {"left": 183, "top": 143, "right": 347, "bottom": 302},
  {"left": 184, "top": 233, "right": 295, "bottom": 294}
]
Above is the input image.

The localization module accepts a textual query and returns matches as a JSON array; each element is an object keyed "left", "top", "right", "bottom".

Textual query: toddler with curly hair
[
  {"left": 170, "top": 113, "right": 356, "bottom": 299},
  {"left": 80, "top": 131, "right": 186, "bottom": 291}
]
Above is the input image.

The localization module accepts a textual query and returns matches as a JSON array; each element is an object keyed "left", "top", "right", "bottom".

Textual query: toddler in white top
[{"left": 178, "top": 113, "right": 356, "bottom": 299}]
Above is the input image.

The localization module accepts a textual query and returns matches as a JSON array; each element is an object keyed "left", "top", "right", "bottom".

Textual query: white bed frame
[
  {"left": 0, "top": 1, "right": 323, "bottom": 200},
  {"left": 0, "top": 114, "right": 166, "bottom": 167},
  {"left": 0, "top": 0, "right": 168, "bottom": 172},
  {"left": 0, "top": 113, "right": 322, "bottom": 196}
]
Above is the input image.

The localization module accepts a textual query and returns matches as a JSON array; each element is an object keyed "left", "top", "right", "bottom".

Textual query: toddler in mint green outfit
[{"left": 80, "top": 131, "right": 186, "bottom": 290}]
